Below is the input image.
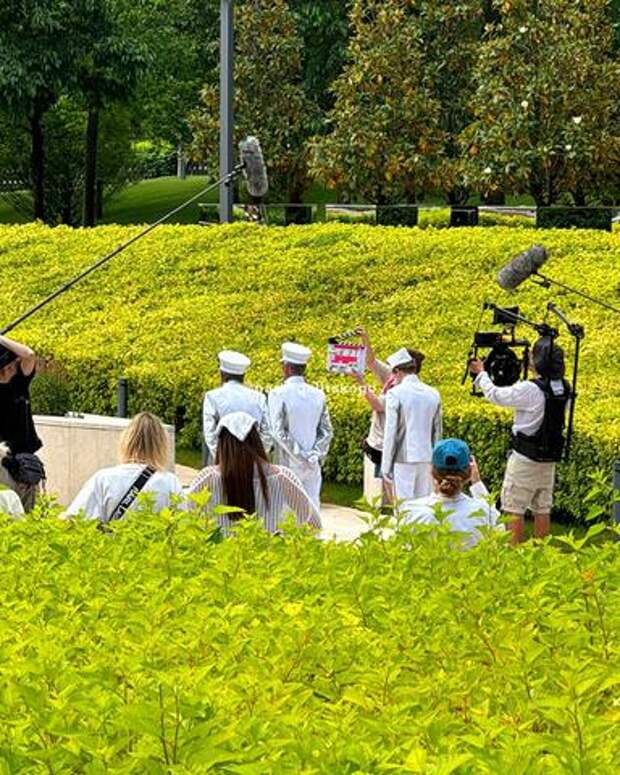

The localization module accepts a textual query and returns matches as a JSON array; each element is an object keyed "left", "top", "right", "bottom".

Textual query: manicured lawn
[
  {"left": 101, "top": 176, "right": 215, "bottom": 225},
  {"left": 0, "top": 196, "right": 29, "bottom": 224},
  {"left": 2, "top": 177, "right": 537, "bottom": 226}
]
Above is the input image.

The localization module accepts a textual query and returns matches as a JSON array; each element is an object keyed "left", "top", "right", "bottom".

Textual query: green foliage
[
  {"left": 309, "top": 0, "right": 442, "bottom": 203},
  {"left": 1, "top": 223, "right": 620, "bottom": 521},
  {"left": 463, "top": 0, "right": 620, "bottom": 206},
  {"left": 537, "top": 207, "right": 613, "bottom": 232},
  {"left": 0, "top": 504, "right": 617, "bottom": 769},
  {"left": 190, "top": 0, "right": 316, "bottom": 201}
]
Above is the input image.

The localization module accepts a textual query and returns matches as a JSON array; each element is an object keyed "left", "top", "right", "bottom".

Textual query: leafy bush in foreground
[
  {"left": 1, "top": 223, "right": 619, "bottom": 519},
  {"left": 0, "top": 503, "right": 618, "bottom": 772}
]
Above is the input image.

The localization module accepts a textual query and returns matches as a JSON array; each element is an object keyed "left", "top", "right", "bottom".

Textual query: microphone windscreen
[
  {"left": 239, "top": 136, "right": 268, "bottom": 199},
  {"left": 497, "top": 244, "right": 548, "bottom": 291}
]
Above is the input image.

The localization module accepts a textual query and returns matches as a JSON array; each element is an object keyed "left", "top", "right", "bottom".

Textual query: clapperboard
[{"left": 327, "top": 339, "right": 367, "bottom": 376}]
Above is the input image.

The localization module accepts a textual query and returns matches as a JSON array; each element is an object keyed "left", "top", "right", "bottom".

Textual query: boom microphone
[
  {"left": 496, "top": 245, "right": 548, "bottom": 291},
  {"left": 239, "top": 136, "right": 268, "bottom": 199}
]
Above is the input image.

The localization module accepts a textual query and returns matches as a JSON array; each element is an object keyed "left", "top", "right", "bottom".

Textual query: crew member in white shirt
[
  {"left": 382, "top": 348, "right": 442, "bottom": 501},
  {"left": 203, "top": 350, "right": 272, "bottom": 463},
  {"left": 66, "top": 412, "right": 183, "bottom": 523},
  {"left": 469, "top": 337, "right": 569, "bottom": 544},
  {"left": 268, "top": 342, "right": 333, "bottom": 510},
  {"left": 403, "top": 438, "right": 503, "bottom": 549}
]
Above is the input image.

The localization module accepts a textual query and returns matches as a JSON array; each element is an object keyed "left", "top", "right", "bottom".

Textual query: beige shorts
[{"left": 501, "top": 452, "right": 556, "bottom": 516}]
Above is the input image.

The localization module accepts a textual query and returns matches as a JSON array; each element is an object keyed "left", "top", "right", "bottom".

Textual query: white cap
[
  {"left": 218, "top": 350, "right": 251, "bottom": 375},
  {"left": 386, "top": 347, "right": 414, "bottom": 369},
  {"left": 281, "top": 342, "right": 311, "bottom": 365},
  {"left": 216, "top": 411, "right": 257, "bottom": 442}
]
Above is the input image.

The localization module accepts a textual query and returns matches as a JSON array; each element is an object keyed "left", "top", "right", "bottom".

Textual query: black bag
[
  {"left": 2, "top": 453, "right": 46, "bottom": 486},
  {"left": 361, "top": 439, "right": 382, "bottom": 466},
  {"left": 107, "top": 466, "right": 156, "bottom": 523}
]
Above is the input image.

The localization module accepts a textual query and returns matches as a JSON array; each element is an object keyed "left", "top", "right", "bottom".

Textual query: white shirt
[
  {"left": 67, "top": 463, "right": 184, "bottom": 522},
  {"left": 203, "top": 381, "right": 272, "bottom": 459},
  {"left": 187, "top": 463, "right": 321, "bottom": 533},
  {"left": 268, "top": 377, "right": 333, "bottom": 466},
  {"left": 382, "top": 374, "right": 442, "bottom": 475},
  {"left": 474, "top": 372, "right": 545, "bottom": 436},
  {"left": 402, "top": 481, "right": 503, "bottom": 549},
  {"left": 0, "top": 488, "right": 24, "bottom": 518}
]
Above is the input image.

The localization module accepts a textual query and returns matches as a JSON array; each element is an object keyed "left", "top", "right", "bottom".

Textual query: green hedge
[
  {"left": 1, "top": 222, "right": 619, "bottom": 521},
  {"left": 0, "top": 505, "right": 617, "bottom": 770}
]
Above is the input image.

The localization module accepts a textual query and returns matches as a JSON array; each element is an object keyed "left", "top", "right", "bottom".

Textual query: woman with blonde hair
[
  {"left": 67, "top": 412, "right": 183, "bottom": 523},
  {"left": 402, "top": 439, "right": 503, "bottom": 548}
]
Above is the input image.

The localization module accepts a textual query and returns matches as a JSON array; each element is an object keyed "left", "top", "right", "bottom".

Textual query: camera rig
[{"left": 463, "top": 302, "right": 584, "bottom": 460}]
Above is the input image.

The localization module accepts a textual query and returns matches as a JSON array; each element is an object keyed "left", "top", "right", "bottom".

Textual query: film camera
[{"left": 462, "top": 304, "right": 534, "bottom": 394}]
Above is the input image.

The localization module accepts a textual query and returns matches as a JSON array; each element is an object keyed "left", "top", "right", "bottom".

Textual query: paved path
[{"left": 176, "top": 464, "right": 369, "bottom": 542}]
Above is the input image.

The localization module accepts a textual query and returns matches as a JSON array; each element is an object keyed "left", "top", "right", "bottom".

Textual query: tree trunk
[
  {"left": 96, "top": 180, "right": 104, "bottom": 219},
  {"left": 176, "top": 145, "right": 187, "bottom": 179},
  {"left": 573, "top": 185, "right": 587, "bottom": 207},
  {"left": 30, "top": 98, "right": 47, "bottom": 222},
  {"left": 83, "top": 106, "right": 100, "bottom": 227}
]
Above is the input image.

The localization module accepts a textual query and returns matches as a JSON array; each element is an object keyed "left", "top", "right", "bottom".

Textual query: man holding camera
[
  {"left": 0, "top": 335, "right": 42, "bottom": 511},
  {"left": 469, "top": 337, "right": 570, "bottom": 543},
  {"left": 381, "top": 348, "right": 443, "bottom": 501}
]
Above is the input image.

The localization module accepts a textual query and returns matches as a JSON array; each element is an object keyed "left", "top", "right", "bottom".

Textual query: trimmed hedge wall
[{"left": 1, "top": 222, "right": 619, "bottom": 521}]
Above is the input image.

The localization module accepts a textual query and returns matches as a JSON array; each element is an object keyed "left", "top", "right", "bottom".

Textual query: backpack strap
[{"left": 108, "top": 466, "right": 156, "bottom": 523}]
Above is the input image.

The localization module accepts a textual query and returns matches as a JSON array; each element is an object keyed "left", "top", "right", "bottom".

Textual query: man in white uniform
[
  {"left": 268, "top": 342, "right": 333, "bottom": 510},
  {"left": 203, "top": 350, "right": 272, "bottom": 463},
  {"left": 381, "top": 347, "right": 442, "bottom": 501}
]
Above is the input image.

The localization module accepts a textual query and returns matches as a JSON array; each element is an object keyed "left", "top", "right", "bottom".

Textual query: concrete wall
[{"left": 35, "top": 414, "right": 175, "bottom": 507}]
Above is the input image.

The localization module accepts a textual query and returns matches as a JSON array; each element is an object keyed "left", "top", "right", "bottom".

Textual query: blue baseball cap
[{"left": 432, "top": 439, "right": 471, "bottom": 472}]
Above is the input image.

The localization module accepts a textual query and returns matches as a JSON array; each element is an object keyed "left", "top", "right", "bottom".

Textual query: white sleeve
[
  {"left": 66, "top": 473, "right": 103, "bottom": 520},
  {"left": 474, "top": 372, "right": 539, "bottom": 410},
  {"left": 278, "top": 468, "right": 321, "bottom": 529},
  {"left": 202, "top": 394, "right": 219, "bottom": 460},
  {"left": 258, "top": 393, "right": 273, "bottom": 453},
  {"left": 381, "top": 391, "right": 399, "bottom": 478}
]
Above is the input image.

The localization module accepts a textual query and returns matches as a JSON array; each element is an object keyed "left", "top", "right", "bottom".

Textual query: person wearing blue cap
[{"left": 402, "top": 438, "right": 503, "bottom": 549}]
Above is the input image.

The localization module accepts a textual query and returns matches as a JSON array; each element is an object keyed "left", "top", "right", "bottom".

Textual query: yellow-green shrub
[{"left": 1, "top": 222, "right": 619, "bottom": 520}]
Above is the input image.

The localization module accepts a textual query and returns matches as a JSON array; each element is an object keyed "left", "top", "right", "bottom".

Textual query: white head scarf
[{"left": 215, "top": 411, "right": 258, "bottom": 442}]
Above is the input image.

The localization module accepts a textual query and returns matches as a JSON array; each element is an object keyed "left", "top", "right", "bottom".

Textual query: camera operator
[
  {"left": 469, "top": 337, "right": 569, "bottom": 543},
  {"left": 0, "top": 335, "right": 43, "bottom": 511}
]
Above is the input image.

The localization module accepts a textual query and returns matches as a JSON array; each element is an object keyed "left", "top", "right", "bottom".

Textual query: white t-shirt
[
  {"left": 402, "top": 481, "right": 504, "bottom": 549},
  {"left": 0, "top": 488, "right": 24, "bottom": 519},
  {"left": 67, "top": 463, "right": 184, "bottom": 522}
]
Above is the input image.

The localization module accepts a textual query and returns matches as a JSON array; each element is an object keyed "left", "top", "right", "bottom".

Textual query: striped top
[{"left": 187, "top": 464, "right": 322, "bottom": 534}]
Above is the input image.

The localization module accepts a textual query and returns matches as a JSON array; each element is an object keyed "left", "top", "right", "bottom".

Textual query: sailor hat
[
  {"left": 281, "top": 342, "right": 311, "bottom": 365},
  {"left": 218, "top": 350, "right": 251, "bottom": 375},
  {"left": 386, "top": 347, "right": 414, "bottom": 369}
]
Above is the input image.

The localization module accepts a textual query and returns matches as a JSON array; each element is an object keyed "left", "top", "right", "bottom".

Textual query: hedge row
[
  {"left": 0, "top": 506, "right": 617, "bottom": 770},
  {"left": 1, "top": 222, "right": 619, "bottom": 520}
]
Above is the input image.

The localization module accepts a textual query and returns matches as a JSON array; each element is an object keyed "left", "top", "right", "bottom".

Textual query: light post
[{"left": 219, "top": 0, "right": 234, "bottom": 223}]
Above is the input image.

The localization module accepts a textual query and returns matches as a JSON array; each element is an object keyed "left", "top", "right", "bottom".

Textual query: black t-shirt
[{"left": 0, "top": 368, "right": 42, "bottom": 454}]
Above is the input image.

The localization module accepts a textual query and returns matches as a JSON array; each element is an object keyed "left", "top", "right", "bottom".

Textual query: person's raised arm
[
  {"left": 0, "top": 335, "right": 35, "bottom": 376},
  {"left": 349, "top": 372, "right": 385, "bottom": 413},
  {"left": 470, "top": 360, "right": 537, "bottom": 409}
]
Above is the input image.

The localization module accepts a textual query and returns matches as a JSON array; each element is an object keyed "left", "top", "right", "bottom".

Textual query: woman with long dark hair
[{"left": 188, "top": 411, "right": 320, "bottom": 533}]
